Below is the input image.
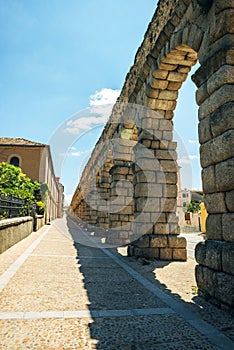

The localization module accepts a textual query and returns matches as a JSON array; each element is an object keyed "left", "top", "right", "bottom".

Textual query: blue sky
[{"left": 0, "top": 0, "right": 201, "bottom": 204}]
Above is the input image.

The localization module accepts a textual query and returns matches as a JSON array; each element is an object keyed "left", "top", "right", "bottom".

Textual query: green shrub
[
  {"left": 0, "top": 162, "right": 40, "bottom": 202},
  {"left": 187, "top": 201, "right": 201, "bottom": 213}
]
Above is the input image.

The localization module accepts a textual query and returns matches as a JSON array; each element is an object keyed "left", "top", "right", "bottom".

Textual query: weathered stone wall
[
  {"left": 70, "top": 0, "right": 234, "bottom": 310},
  {"left": 0, "top": 216, "right": 33, "bottom": 254}
]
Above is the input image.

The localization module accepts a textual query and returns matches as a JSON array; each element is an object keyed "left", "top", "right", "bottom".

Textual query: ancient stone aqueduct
[{"left": 70, "top": 0, "right": 234, "bottom": 310}]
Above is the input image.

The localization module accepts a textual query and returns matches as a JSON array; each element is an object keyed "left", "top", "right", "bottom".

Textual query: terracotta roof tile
[{"left": 0, "top": 138, "right": 46, "bottom": 146}]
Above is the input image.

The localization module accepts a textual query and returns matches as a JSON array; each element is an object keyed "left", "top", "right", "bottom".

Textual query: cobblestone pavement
[{"left": 0, "top": 216, "right": 233, "bottom": 349}]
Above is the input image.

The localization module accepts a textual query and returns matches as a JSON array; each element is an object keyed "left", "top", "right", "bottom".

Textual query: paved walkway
[{"left": 0, "top": 216, "right": 233, "bottom": 349}]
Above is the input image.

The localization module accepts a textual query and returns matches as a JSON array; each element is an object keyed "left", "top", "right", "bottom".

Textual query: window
[{"left": 10, "top": 156, "right": 20, "bottom": 167}]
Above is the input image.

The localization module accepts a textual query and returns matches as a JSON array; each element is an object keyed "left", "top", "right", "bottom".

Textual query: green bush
[
  {"left": 0, "top": 162, "right": 40, "bottom": 202},
  {"left": 187, "top": 201, "right": 201, "bottom": 213}
]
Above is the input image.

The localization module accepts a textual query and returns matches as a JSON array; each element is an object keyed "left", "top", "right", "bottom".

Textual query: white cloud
[
  {"left": 189, "top": 155, "right": 198, "bottom": 160},
  {"left": 64, "top": 88, "right": 120, "bottom": 135},
  {"left": 178, "top": 158, "right": 190, "bottom": 165},
  {"left": 64, "top": 193, "right": 73, "bottom": 206},
  {"left": 70, "top": 151, "right": 83, "bottom": 157},
  {"left": 64, "top": 114, "right": 108, "bottom": 135},
  {"left": 178, "top": 155, "right": 198, "bottom": 165},
  {"left": 59, "top": 150, "right": 90, "bottom": 157},
  {"left": 188, "top": 139, "right": 197, "bottom": 144},
  {"left": 89, "top": 88, "right": 120, "bottom": 106},
  {"left": 70, "top": 150, "right": 90, "bottom": 157}
]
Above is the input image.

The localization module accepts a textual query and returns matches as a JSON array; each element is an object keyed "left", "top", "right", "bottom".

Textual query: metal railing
[{"left": 0, "top": 193, "right": 36, "bottom": 219}]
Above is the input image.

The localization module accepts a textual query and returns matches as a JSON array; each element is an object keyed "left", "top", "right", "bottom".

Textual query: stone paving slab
[
  {"left": 69, "top": 217, "right": 234, "bottom": 349},
  {"left": 0, "top": 284, "right": 89, "bottom": 312},
  {"left": 114, "top": 249, "right": 234, "bottom": 342},
  {"left": 77, "top": 258, "right": 122, "bottom": 268},
  {"left": 0, "top": 253, "right": 89, "bottom": 312},
  {"left": 0, "top": 307, "right": 174, "bottom": 320},
  {"left": 0, "top": 227, "right": 46, "bottom": 275},
  {"left": 0, "top": 318, "right": 96, "bottom": 349},
  {"left": 74, "top": 245, "right": 110, "bottom": 258},
  {"left": 86, "top": 280, "right": 166, "bottom": 310},
  {"left": 32, "top": 238, "right": 76, "bottom": 256},
  {"left": 0, "top": 314, "right": 219, "bottom": 350},
  {"left": 79, "top": 267, "right": 136, "bottom": 282},
  {"left": 114, "top": 250, "right": 198, "bottom": 303},
  {"left": 88, "top": 314, "right": 220, "bottom": 350},
  {"left": 0, "top": 217, "right": 233, "bottom": 349}
]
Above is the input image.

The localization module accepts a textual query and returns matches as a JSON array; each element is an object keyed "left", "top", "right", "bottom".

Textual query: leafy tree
[
  {"left": 187, "top": 201, "right": 201, "bottom": 213},
  {"left": 0, "top": 162, "right": 40, "bottom": 202}
]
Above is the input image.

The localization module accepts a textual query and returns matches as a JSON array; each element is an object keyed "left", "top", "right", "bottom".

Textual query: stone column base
[
  {"left": 195, "top": 240, "right": 234, "bottom": 313},
  {"left": 127, "top": 234, "right": 187, "bottom": 261},
  {"left": 195, "top": 265, "right": 234, "bottom": 315}
]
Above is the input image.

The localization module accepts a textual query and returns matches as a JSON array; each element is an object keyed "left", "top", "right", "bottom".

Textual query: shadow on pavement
[{"left": 66, "top": 215, "right": 234, "bottom": 350}]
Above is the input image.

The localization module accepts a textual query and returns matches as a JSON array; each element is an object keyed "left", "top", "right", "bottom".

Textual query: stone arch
[
  {"left": 145, "top": 20, "right": 203, "bottom": 116},
  {"left": 71, "top": 0, "right": 234, "bottom": 310},
  {"left": 128, "top": 35, "right": 202, "bottom": 261}
]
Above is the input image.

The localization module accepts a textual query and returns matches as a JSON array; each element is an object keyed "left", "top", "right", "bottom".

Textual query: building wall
[
  {"left": 181, "top": 190, "right": 191, "bottom": 211},
  {"left": 0, "top": 144, "right": 64, "bottom": 222},
  {"left": 0, "top": 146, "right": 42, "bottom": 182},
  {"left": 57, "top": 182, "right": 65, "bottom": 218}
]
